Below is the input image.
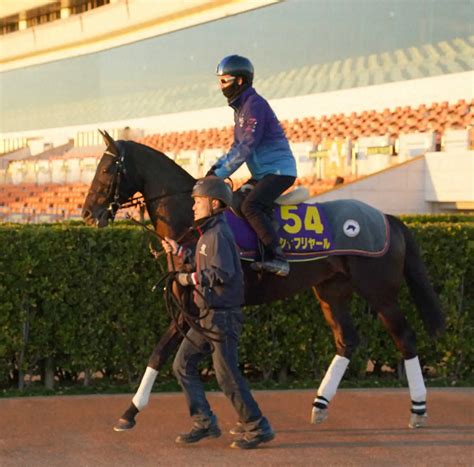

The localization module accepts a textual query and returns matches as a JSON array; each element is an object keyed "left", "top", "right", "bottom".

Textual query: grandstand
[{"left": 0, "top": 0, "right": 473, "bottom": 222}]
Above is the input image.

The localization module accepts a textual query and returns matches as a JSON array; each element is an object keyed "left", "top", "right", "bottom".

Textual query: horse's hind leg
[
  {"left": 377, "top": 302, "right": 428, "bottom": 428},
  {"left": 349, "top": 227, "right": 428, "bottom": 428},
  {"left": 311, "top": 277, "right": 358, "bottom": 424}
]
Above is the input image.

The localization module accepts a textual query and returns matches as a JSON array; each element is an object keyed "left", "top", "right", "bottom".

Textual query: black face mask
[
  {"left": 221, "top": 80, "right": 242, "bottom": 101},
  {"left": 221, "top": 80, "right": 250, "bottom": 102}
]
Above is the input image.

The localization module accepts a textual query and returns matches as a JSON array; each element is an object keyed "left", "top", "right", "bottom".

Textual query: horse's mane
[{"left": 123, "top": 140, "right": 196, "bottom": 185}]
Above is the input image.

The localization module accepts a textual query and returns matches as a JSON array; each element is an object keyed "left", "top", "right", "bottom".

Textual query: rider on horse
[
  {"left": 207, "top": 55, "right": 297, "bottom": 277},
  {"left": 162, "top": 176, "right": 275, "bottom": 449}
]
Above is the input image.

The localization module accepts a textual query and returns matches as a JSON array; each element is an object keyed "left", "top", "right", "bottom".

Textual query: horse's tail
[{"left": 390, "top": 215, "right": 445, "bottom": 339}]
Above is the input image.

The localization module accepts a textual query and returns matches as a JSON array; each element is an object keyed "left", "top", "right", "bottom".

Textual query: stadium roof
[
  {"left": 1, "top": 0, "right": 473, "bottom": 134},
  {"left": 0, "top": 0, "right": 47, "bottom": 18}
]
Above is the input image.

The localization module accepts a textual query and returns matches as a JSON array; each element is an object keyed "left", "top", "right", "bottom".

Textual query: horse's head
[{"left": 82, "top": 130, "right": 135, "bottom": 227}]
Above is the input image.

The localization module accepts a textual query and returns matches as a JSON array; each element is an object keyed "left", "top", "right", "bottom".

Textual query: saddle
[{"left": 230, "top": 184, "right": 310, "bottom": 219}]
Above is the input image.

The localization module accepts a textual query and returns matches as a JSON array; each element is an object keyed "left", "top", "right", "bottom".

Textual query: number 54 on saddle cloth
[{"left": 225, "top": 199, "right": 390, "bottom": 262}]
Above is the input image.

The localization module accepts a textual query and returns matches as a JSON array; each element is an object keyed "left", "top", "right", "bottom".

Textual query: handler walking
[{"left": 162, "top": 176, "right": 275, "bottom": 449}]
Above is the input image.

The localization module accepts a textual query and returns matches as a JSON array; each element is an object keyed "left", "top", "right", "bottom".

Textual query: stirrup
[{"left": 251, "top": 258, "right": 289, "bottom": 277}]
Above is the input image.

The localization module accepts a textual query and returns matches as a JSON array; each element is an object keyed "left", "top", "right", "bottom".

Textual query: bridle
[
  {"left": 97, "top": 146, "right": 192, "bottom": 224},
  {"left": 84, "top": 148, "right": 128, "bottom": 224},
  {"left": 105, "top": 149, "right": 126, "bottom": 219},
  {"left": 90, "top": 142, "right": 222, "bottom": 351}
]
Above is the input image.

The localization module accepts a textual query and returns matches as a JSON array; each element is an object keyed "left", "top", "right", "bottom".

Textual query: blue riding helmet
[{"left": 216, "top": 55, "right": 254, "bottom": 84}]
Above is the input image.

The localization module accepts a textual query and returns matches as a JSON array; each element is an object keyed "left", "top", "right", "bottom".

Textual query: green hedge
[{"left": 0, "top": 217, "right": 472, "bottom": 389}]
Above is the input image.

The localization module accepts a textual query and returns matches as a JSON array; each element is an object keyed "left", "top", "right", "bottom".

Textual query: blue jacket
[
  {"left": 214, "top": 87, "right": 297, "bottom": 180},
  {"left": 183, "top": 213, "right": 244, "bottom": 309}
]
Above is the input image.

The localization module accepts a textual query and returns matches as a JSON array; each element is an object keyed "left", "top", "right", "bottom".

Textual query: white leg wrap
[
  {"left": 132, "top": 367, "right": 158, "bottom": 411},
  {"left": 316, "top": 355, "right": 350, "bottom": 402},
  {"left": 405, "top": 356, "right": 426, "bottom": 404}
]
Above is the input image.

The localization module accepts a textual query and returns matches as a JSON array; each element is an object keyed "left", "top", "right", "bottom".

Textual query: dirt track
[{"left": 0, "top": 388, "right": 472, "bottom": 466}]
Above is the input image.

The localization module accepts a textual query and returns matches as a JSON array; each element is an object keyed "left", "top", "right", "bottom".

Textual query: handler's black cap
[{"left": 192, "top": 176, "right": 232, "bottom": 207}]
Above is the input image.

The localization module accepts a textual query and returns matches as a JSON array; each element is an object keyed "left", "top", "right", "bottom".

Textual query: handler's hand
[
  {"left": 175, "top": 272, "right": 193, "bottom": 286},
  {"left": 162, "top": 237, "right": 179, "bottom": 255}
]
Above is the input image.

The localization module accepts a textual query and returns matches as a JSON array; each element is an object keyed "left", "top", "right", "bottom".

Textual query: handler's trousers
[{"left": 173, "top": 308, "right": 262, "bottom": 428}]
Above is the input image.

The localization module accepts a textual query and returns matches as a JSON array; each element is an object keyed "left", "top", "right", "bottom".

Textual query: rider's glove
[{"left": 175, "top": 272, "right": 197, "bottom": 287}]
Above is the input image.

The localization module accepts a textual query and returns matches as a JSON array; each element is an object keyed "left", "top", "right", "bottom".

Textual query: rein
[
  {"left": 127, "top": 215, "right": 221, "bottom": 352},
  {"left": 160, "top": 274, "right": 222, "bottom": 353},
  {"left": 101, "top": 143, "right": 220, "bottom": 351},
  {"left": 118, "top": 190, "right": 192, "bottom": 211}
]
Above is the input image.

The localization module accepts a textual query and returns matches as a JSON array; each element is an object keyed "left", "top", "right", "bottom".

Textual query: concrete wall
[
  {"left": 310, "top": 150, "right": 474, "bottom": 214},
  {"left": 425, "top": 151, "right": 474, "bottom": 203},
  {"left": 273, "top": 71, "right": 474, "bottom": 123},
  {"left": 309, "top": 156, "right": 430, "bottom": 214}
]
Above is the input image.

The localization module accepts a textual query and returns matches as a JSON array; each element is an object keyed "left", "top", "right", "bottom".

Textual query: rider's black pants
[{"left": 241, "top": 174, "right": 296, "bottom": 250}]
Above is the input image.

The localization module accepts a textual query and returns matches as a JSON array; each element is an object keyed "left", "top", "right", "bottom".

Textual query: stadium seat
[
  {"left": 398, "top": 131, "right": 436, "bottom": 160},
  {"left": 200, "top": 148, "right": 224, "bottom": 174},
  {"left": 443, "top": 129, "right": 471, "bottom": 151},
  {"left": 174, "top": 150, "right": 201, "bottom": 178},
  {"left": 290, "top": 142, "right": 316, "bottom": 178},
  {"left": 2, "top": 95, "right": 472, "bottom": 223}
]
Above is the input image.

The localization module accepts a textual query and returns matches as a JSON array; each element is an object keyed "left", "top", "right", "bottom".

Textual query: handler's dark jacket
[
  {"left": 183, "top": 213, "right": 244, "bottom": 309},
  {"left": 213, "top": 87, "right": 297, "bottom": 180}
]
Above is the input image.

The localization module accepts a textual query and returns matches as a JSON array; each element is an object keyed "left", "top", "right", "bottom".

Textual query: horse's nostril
[{"left": 82, "top": 209, "right": 94, "bottom": 225}]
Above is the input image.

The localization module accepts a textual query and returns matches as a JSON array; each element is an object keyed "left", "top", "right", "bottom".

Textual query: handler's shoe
[
  {"left": 229, "top": 421, "right": 245, "bottom": 435},
  {"left": 176, "top": 417, "right": 221, "bottom": 444},
  {"left": 230, "top": 417, "right": 275, "bottom": 449},
  {"left": 408, "top": 412, "right": 428, "bottom": 429}
]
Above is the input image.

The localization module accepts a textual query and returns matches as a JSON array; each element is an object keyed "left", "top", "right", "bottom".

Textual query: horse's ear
[{"left": 98, "top": 129, "right": 119, "bottom": 154}]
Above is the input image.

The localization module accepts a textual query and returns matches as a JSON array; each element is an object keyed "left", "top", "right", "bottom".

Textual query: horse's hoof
[
  {"left": 408, "top": 413, "right": 427, "bottom": 429},
  {"left": 113, "top": 417, "right": 136, "bottom": 431},
  {"left": 311, "top": 407, "right": 328, "bottom": 424}
]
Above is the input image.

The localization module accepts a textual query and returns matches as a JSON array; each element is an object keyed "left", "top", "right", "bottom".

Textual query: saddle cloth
[{"left": 225, "top": 199, "right": 390, "bottom": 262}]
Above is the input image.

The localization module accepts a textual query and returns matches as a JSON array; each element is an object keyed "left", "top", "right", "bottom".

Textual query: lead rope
[{"left": 126, "top": 215, "right": 221, "bottom": 352}]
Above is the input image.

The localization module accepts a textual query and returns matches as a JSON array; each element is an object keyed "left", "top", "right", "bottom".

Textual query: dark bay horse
[{"left": 82, "top": 132, "right": 444, "bottom": 431}]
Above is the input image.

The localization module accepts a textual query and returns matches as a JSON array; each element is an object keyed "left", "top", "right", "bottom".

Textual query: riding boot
[{"left": 251, "top": 246, "right": 289, "bottom": 277}]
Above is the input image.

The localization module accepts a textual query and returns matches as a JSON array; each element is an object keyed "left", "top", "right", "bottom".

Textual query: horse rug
[{"left": 225, "top": 199, "right": 390, "bottom": 262}]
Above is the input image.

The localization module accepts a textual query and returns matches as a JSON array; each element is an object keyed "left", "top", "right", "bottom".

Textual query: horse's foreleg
[
  {"left": 113, "top": 317, "right": 188, "bottom": 431},
  {"left": 114, "top": 366, "right": 158, "bottom": 431},
  {"left": 378, "top": 305, "right": 427, "bottom": 428},
  {"left": 311, "top": 282, "right": 356, "bottom": 424}
]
